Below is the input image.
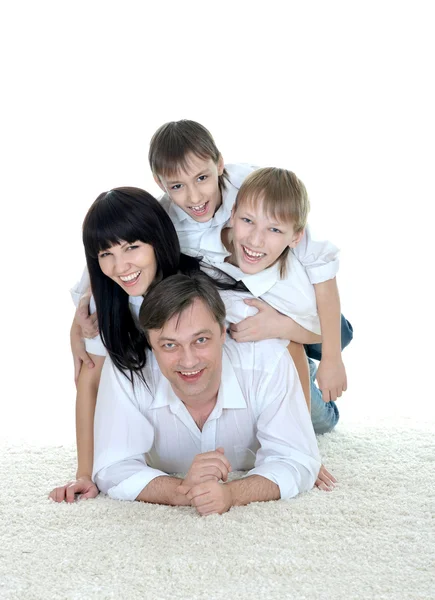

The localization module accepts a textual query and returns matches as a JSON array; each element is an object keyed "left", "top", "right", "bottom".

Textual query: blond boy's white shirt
[
  {"left": 92, "top": 336, "right": 321, "bottom": 502},
  {"left": 159, "top": 162, "right": 340, "bottom": 282}
]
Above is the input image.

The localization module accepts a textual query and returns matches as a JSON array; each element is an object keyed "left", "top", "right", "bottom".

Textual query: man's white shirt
[{"left": 92, "top": 336, "right": 321, "bottom": 502}]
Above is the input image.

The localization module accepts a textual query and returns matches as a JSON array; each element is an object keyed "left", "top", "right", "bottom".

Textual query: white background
[{"left": 1, "top": 1, "right": 434, "bottom": 445}]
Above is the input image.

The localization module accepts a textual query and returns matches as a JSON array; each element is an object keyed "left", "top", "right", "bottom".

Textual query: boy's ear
[
  {"left": 229, "top": 205, "right": 236, "bottom": 227},
  {"left": 153, "top": 173, "right": 166, "bottom": 193},
  {"left": 288, "top": 229, "right": 305, "bottom": 249},
  {"left": 217, "top": 154, "right": 225, "bottom": 176}
]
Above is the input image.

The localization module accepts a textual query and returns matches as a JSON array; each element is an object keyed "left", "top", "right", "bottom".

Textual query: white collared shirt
[
  {"left": 159, "top": 163, "right": 340, "bottom": 286},
  {"left": 92, "top": 337, "right": 321, "bottom": 501},
  {"left": 184, "top": 224, "right": 323, "bottom": 334},
  {"left": 159, "top": 163, "right": 256, "bottom": 252}
]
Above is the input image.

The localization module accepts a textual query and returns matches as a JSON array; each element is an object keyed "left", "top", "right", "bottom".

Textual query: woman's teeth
[
  {"left": 180, "top": 370, "right": 201, "bottom": 376},
  {"left": 120, "top": 271, "right": 141, "bottom": 282}
]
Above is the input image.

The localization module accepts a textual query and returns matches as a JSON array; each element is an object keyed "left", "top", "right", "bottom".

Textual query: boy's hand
[
  {"left": 70, "top": 320, "right": 95, "bottom": 385},
  {"left": 178, "top": 481, "right": 233, "bottom": 516},
  {"left": 316, "top": 357, "right": 347, "bottom": 402},
  {"left": 76, "top": 291, "right": 99, "bottom": 339},
  {"left": 315, "top": 465, "right": 337, "bottom": 491},
  {"left": 229, "top": 298, "right": 286, "bottom": 342},
  {"left": 49, "top": 477, "right": 99, "bottom": 503}
]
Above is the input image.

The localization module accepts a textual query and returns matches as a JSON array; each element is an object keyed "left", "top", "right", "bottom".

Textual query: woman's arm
[
  {"left": 49, "top": 354, "right": 105, "bottom": 503},
  {"left": 75, "top": 354, "right": 106, "bottom": 479}
]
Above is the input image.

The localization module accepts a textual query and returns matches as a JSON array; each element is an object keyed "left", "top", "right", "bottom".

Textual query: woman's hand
[{"left": 49, "top": 476, "right": 99, "bottom": 503}]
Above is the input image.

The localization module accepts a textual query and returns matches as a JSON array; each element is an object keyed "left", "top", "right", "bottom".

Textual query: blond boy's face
[
  {"left": 155, "top": 153, "right": 224, "bottom": 222},
  {"left": 230, "top": 198, "right": 304, "bottom": 274}
]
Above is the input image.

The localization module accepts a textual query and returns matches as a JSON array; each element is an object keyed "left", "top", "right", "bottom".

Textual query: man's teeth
[
  {"left": 243, "top": 246, "right": 265, "bottom": 258},
  {"left": 180, "top": 370, "right": 201, "bottom": 376},
  {"left": 120, "top": 271, "right": 140, "bottom": 282},
  {"left": 190, "top": 203, "right": 207, "bottom": 212}
]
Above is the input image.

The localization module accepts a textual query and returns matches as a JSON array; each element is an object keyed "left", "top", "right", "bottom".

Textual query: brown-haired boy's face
[
  {"left": 230, "top": 198, "right": 303, "bottom": 274},
  {"left": 155, "top": 153, "right": 224, "bottom": 222}
]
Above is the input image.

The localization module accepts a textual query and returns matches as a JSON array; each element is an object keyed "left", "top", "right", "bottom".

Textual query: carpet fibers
[{"left": 1, "top": 422, "right": 433, "bottom": 600}]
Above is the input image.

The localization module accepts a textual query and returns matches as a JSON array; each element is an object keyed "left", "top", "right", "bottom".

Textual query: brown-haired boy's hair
[
  {"left": 148, "top": 120, "right": 229, "bottom": 196},
  {"left": 234, "top": 168, "right": 310, "bottom": 278}
]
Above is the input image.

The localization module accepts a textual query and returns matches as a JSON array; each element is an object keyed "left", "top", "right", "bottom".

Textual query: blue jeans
[{"left": 306, "top": 314, "right": 353, "bottom": 434}]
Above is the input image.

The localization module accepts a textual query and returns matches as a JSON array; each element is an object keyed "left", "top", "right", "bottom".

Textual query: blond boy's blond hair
[{"left": 234, "top": 168, "right": 310, "bottom": 278}]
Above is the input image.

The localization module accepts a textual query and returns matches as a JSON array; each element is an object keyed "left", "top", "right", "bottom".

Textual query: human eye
[
  {"left": 197, "top": 175, "right": 208, "bottom": 182},
  {"left": 241, "top": 217, "right": 253, "bottom": 224},
  {"left": 196, "top": 337, "right": 209, "bottom": 344},
  {"left": 163, "top": 343, "right": 176, "bottom": 350},
  {"left": 98, "top": 251, "right": 111, "bottom": 259},
  {"left": 126, "top": 244, "right": 139, "bottom": 251},
  {"left": 170, "top": 184, "right": 182, "bottom": 191},
  {"left": 269, "top": 227, "right": 282, "bottom": 234}
]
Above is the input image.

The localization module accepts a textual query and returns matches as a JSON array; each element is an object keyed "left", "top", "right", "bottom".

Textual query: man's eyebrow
[
  {"left": 157, "top": 329, "right": 214, "bottom": 342},
  {"left": 166, "top": 170, "right": 211, "bottom": 185}
]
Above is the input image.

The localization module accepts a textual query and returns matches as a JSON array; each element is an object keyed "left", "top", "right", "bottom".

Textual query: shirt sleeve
[
  {"left": 70, "top": 265, "right": 107, "bottom": 356},
  {"left": 247, "top": 352, "right": 321, "bottom": 498},
  {"left": 292, "top": 225, "right": 340, "bottom": 284},
  {"left": 92, "top": 358, "right": 168, "bottom": 500}
]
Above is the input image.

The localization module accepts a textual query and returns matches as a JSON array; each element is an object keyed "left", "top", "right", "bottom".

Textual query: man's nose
[{"left": 179, "top": 346, "right": 198, "bottom": 369}]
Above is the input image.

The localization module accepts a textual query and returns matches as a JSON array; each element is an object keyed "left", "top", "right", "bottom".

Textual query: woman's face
[{"left": 98, "top": 240, "right": 158, "bottom": 296}]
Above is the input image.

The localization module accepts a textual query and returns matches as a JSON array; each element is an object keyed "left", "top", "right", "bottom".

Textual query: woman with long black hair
[{"left": 49, "top": 187, "right": 199, "bottom": 502}]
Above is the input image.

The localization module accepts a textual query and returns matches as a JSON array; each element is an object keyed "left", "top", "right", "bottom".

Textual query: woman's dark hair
[{"left": 82, "top": 186, "right": 199, "bottom": 381}]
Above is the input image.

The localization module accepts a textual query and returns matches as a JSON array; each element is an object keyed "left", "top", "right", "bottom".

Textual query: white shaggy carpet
[{"left": 1, "top": 421, "right": 434, "bottom": 600}]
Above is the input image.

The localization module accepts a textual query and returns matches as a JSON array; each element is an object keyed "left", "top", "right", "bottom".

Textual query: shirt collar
[
  {"left": 165, "top": 179, "right": 237, "bottom": 227},
  {"left": 149, "top": 344, "right": 246, "bottom": 413}
]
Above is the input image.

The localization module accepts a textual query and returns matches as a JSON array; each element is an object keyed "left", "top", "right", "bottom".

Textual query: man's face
[
  {"left": 230, "top": 198, "right": 303, "bottom": 274},
  {"left": 148, "top": 298, "right": 226, "bottom": 405},
  {"left": 155, "top": 153, "right": 224, "bottom": 222}
]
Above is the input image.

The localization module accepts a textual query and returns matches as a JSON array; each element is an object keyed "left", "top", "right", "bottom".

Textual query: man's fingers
[
  {"left": 200, "top": 467, "right": 223, "bottom": 481},
  {"left": 185, "top": 484, "right": 211, "bottom": 502},
  {"left": 177, "top": 484, "right": 190, "bottom": 496},
  {"left": 198, "top": 451, "right": 231, "bottom": 473},
  {"left": 190, "top": 491, "right": 212, "bottom": 508},
  {"left": 197, "top": 459, "right": 229, "bottom": 481}
]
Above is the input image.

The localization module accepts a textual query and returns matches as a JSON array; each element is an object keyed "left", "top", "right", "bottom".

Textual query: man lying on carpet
[{"left": 93, "top": 271, "right": 321, "bottom": 515}]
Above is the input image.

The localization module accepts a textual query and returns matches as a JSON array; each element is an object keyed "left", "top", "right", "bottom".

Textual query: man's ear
[
  {"left": 153, "top": 173, "right": 167, "bottom": 193},
  {"left": 288, "top": 229, "right": 305, "bottom": 249},
  {"left": 217, "top": 154, "right": 225, "bottom": 176}
]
